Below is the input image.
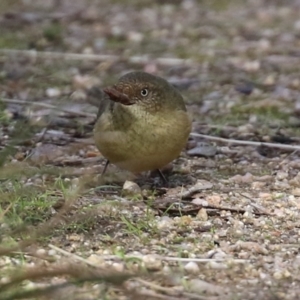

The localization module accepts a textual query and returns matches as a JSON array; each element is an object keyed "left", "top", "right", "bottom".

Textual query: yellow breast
[{"left": 94, "top": 105, "right": 191, "bottom": 173}]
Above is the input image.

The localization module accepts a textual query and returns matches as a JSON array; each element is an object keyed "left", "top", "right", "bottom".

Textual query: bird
[{"left": 91, "top": 71, "right": 192, "bottom": 181}]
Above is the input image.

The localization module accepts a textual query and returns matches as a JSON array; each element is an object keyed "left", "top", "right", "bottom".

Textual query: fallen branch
[
  {"left": 190, "top": 132, "right": 300, "bottom": 151},
  {"left": 160, "top": 257, "right": 248, "bottom": 263},
  {"left": 49, "top": 244, "right": 248, "bottom": 264},
  {"left": 0, "top": 49, "right": 192, "bottom": 67}
]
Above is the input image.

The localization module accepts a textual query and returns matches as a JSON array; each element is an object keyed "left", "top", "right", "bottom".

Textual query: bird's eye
[{"left": 141, "top": 88, "right": 148, "bottom": 97}]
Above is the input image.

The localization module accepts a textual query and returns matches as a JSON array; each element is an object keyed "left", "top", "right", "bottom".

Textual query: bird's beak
[{"left": 103, "top": 87, "right": 135, "bottom": 105}]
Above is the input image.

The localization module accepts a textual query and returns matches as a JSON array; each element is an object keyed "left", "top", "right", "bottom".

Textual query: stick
[
  {"left": 48, "top": 244, "right": 98, "bottom": 267},
  {"left": 190, "top": 132, "right": 300, "bottom": 151},
  {"left": 161, "top": 257, "right": 248, "bottom": 263},
  {"left": 0, "top": 49, "right": 192, "bottom": 67}
]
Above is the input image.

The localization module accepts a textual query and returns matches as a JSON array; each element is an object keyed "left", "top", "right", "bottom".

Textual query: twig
[
  {"left": 0, "top": 98, "right": 95, "bottom": 118},
  {"left": 0, "top": 49, "right": 192, "bottom": 67},
  {"left": 52, "top": 156, "right": 102, "bottom": 166},
  {"left": 205, "top": 204, "right": 270, "bottom": 216},
  {"left": 49, "top": 245, "right": 249, "bottom": 265},
  {"left": 160, "top": 257, "right": 248, "bottom": 263},
  {"left": 190, "top": 132, "right": 300, "bottom": 151},
  {"left": 0, "top": 202, "right": 13, "bottom": 220},
  {"left": 237, "top": 192, "right": 271, "bottom": 215},
  {"left": 48, "top": 244, "right": 97, "bottom": 267}
]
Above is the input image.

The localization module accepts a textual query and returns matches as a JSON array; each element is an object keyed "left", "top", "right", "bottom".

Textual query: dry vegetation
[{"left": 1, "top": 0, "right": 300, "bottom": 299}]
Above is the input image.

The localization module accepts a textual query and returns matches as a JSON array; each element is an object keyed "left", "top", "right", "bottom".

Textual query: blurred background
[
  {"left": 1, "top": 1, "right": 300, "bottom": 299},
  {"left": 1, "top": 0, "right": 300, "bottom": 131}
]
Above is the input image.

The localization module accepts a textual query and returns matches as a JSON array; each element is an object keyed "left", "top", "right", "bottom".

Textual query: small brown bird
[{"left": 92, "top": 71, "right": 191, "bottom": 178}]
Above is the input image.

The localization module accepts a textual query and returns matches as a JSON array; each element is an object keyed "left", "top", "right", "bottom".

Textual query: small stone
[
  {"left": 112, "top": 262, "right": 125, "bottom": 272},
  {"left": 29, "top": 144, "right": 64, "bottom": 165},
  {"left": 196, "top": 208, "right": 208, "bottom": 221},
  {"left": 283, "top": 269, "right": 291, "bottom": 278},
  {"left": 184, "top": 261, "right": 200, "bottom": 274},
  {"left": 192, "top": 198, "right": 208, "bottom": 206},
  {"left": 122, "top": 181, "right": 142, "bottom": 197},
  {"left": 294, "top": 20, "right": 300, "bottom": 31},
  {"left": 0, "top": 277, "right": 10, "bottom": 284},
  {"left": 157, "top": 216, "right": 173, "bottom": 230},
  {"left": 68, "top": 234, "right": 81, "bottom": 241},
  {"left": 187, "top": 142, "right": 217, "bottom": 157},
  {"left": 208, "top": 261, "right": 227, "bottom": 269},
  {"left": 259, "top": 192, "right": 272, "bottom": 200},
  {"left": 93, "top": 38, "right": 106, "bottom": 51},
  {"left": 72, "top": 74, "right": 101, "bottom": 90},
  {"left": 238, "top": 251, "right": 250, "bottom": 259},
  {"left": 189, "top": 279, "right": 224, "bottom": 295},
  {"left": 48, "top": 249, "right": 56, "bottom": 256},
  {"left": 252, "top": 181, "right": 266, "bottom": 189},
  {"left": 274, "top": 181, "right": 290, "bottom": 190},
  {"left": 45, "top": 87, "right": 61, "bottom": 98},
  {"left": 142, "top": 254, "right": 162, "bottom": 271},
  {"left": 36, "top": 249, "right": 46, "bottom": 256},
  {"left": 127, "top": 31, "right": 144, "bottom": 43},
  {"left": 255, "top": 175, "right": 273, "bottom": 182},
  {"left": 243, "top": 60, "right": 260, "bottom": 72},
  {"left": 292, "top": 188, "right": 300, "bottom": 196},
  {"left": 263, "top": 75, "right": 275, "bottom": 85},
  {"left": 237, "top": 124, "right": 254, "bottom": 133},
  {"left": 273, "top": 271, "right": 283, "bottom": 280},
  {"left": 276, "top": 171, "right": 288, "bottom": 180},
  {"left": 206, "top": 194, "right": 221, "bottom": 206},
  {"left": 229, "top": 172, "right": 253, "bottom": 184},
  {"left": 87, "top": 254, "right": 105, "bottom": 266}
]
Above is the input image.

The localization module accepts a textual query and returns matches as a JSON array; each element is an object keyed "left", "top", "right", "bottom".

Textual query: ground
[{"left": 1, "top": 0, "right": 300, "bottom": 299}]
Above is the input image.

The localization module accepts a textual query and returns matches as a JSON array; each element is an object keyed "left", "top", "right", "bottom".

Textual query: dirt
[{"left": 1, "top": 0, "right": 300, "bottom": 299}]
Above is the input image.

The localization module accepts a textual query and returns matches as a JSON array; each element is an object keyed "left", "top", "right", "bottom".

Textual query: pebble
[
  {"left": 208, "top": 261, "right": 228, "bottom": 269},
  {"left": 127, "top": 31, "right": 144, "bottom": 43},
  {"left": 276, "top": 171, "right": 288, "bottom": 180},
  {"left": 259, "top": 192, "right": 273, "bottom": 200},
  {"left": 142, "top": 255, "right": 162, "bottom": 271},
  {"left": 48, "top": 249, "right": 57, "bottom": 256},
  {"left": 29, "top": 144, "right": 64, "bottom": 165},
  {"left": 157, "top": 216, "right": 173, "bottom": 230},
  {"left": 274, "top": 181, "right": 290, "bottom": 190},
  {"left": 36, "top": 248, "right": 46, "bottom": 256},
  {"left": 252, "top": 181, "right": 267, "bottom": 189},
  {"left": 122, "top": 181, "right": 142, "bottom": 197},
  {"left": 189, "top": 279, "right": 224, "bottom": 295},
  {"left": 187, "top": 142, "right": 217, "bottom": 157},
  {"left": 191, "top": 198, "right": 208, "bottom": 206},
  {"left": 112, "top": 262, "right": 125, "bottom": 272},
  {"left": 243, "top": 60, "right": 260, "bottom": 72},
  {"left": 291, "top": 188, "right": 300, "bottom": 196},
  {"left": 72, "top": 74, "right": 101, "bottom": 89},
  {"left": 206, "top": 194, "right": 221, "bottom": 206},
  {"left": 45, "top": 87, "right": 61, "bottom": 98},
  {"left": 196, "top": 208, "right": 208, "bottom": 221},
  {"left": 229, "top": 173, "right": 254, "bottom": 184},
  {"left": 87, "top": 254, "right": 105, "bottom": 266},
  {"left": 184, "top": 261, "right": 200, "bottom": 274}
]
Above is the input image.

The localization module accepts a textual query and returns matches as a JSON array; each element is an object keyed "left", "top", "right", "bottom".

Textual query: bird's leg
[
  {"left": 101, "top": 160, "right": 110, "bottom": 176},
  {"left": 157, "top": 169, "right": 168, "bottom": 184}
]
